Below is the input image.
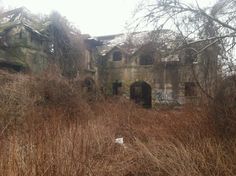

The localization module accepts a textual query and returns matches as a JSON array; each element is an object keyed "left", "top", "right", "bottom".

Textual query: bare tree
[
  {"left": 133, "top": 0, "right": 236, "bottom": 99},
  {"left": 44, "top": 12, "right": 85, "bottom": 78}
]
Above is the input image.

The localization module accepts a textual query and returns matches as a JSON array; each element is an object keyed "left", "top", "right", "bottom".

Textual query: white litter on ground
[{"left": 115, "top": 137, "right": 124, "bottom": 144}]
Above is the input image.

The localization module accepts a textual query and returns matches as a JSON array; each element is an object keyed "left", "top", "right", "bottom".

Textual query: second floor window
[
  {"left": 112, "top": 51, "right": 122, "bottom": 61},
  {"left": 140, "top": 54, "right": 154, "bottom": 65}
]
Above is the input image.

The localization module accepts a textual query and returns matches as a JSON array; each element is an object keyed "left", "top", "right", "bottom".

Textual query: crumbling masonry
[{"left": 0, "top": 8, "right": 218, "bottom": 107}]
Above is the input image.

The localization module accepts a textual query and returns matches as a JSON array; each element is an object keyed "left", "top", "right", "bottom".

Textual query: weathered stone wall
[
  {"left": 0, "top": 25, "right": 49, "bottom": 73},
  {"left": 97, "top": 46, "right": 201, "bottom": 105}
]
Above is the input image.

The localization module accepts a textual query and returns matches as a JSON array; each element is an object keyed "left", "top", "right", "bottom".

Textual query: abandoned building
[
  {"left": 85, "top": 31, "right": 218, "bottom": 107},
  {"left": 0, "top": 8, "right": 218, "bottom": 107},
  {"left": 0, "top": 7, "right": 49, "bottom": 72}
]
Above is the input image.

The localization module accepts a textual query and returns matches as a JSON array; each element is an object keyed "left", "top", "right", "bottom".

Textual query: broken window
[
  {"left": 112, "top": 51, "right": 122, "bottom": 61},
  {"left": 112, "top": 81, "right": 122, "bottom": 95},
  {"left": 184, "top": 82, "right": 197, "bottom": 96},
  {"left": 140, "top": 54, "right": 154, "bottom": 65}
]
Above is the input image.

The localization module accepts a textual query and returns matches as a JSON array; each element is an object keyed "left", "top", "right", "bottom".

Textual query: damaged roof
[
  {"left": 94, "top": 30, "right": 179, "bottom": 56},
  {"left": 1, "top": 7, "right": 39, "bottom": 25},
  {"left": 0, "top": 7, "right": 48, "bottom": 39}
]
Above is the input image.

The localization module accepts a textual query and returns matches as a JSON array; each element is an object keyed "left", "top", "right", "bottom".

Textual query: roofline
[
  {"left": 100, "top": 45, "right": 126, "bottom": 57},
  {"left": 94, "top": 33, "right": 123, "bottom": 39},
  {"left": 0, "top": 22, "right": 49, "bottom": 40}
]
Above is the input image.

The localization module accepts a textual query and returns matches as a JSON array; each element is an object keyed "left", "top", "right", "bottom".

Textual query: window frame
[
  {"left": 139, "top": 54, "right": 154, "bottom": 65},
  {"left": 112, "top": 51, "right": 122, "bottom": 61}
]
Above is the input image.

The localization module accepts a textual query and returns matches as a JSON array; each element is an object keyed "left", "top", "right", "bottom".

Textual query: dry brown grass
[
  {"left": 0, "top": 70, "right": 235, "bottom": 176},
  {"left": 213, "top": 75, "right": 236, "bottom": 138}
]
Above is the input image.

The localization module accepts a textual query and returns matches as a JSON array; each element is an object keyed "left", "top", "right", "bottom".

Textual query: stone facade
[
  {"left": 0, "top": 8, "right": 49, "bottom": 73},
  {"left": 0, "top": 8, "right": 217, "bottom": 107},
  {"left": 86, "top": 32, "right": 217, "bottom": 107},
  {"left": 0, "top": 25, "right": 49, "bottom": 72}
]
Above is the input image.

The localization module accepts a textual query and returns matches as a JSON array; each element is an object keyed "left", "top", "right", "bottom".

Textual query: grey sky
[{"left": 0, "top": 0, "right": 216, "bottom": 36}]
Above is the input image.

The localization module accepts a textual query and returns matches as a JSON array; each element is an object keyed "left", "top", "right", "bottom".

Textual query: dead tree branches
[{"left": 133, "top": 0, "right": 236, "bottom": 99}]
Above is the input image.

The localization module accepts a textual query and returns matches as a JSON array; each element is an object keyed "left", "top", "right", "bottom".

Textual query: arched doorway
[{"left": 130, "top": 81, "right": 152, "bottom": 108}]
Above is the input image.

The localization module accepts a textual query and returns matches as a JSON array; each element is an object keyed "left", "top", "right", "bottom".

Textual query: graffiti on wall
[{"left": 155, "top": 90, "right": 175, "bottom": 104}]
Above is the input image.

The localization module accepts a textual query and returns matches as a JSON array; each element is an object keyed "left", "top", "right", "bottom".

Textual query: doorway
[{"left": 130, "top": 81, "right": 152, "bottom": 108}]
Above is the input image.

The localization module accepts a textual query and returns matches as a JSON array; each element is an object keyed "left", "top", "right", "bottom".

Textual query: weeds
[{"left": 0, "top": 70, "right": 235, "bottom": 175}]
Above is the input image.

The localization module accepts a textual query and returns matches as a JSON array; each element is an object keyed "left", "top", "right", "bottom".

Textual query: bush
[
  {"left": 0, "top": 70, "right": 235, "bottom": 175},
  {"left": 213, "top": 75, "right": 236, "bottom": 137},
  {"left": 0, "top": 68, "right": 92, "bottom": 124}
]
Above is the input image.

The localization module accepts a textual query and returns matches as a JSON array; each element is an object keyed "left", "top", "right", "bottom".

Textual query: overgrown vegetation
[
  {"left": 45, "top": 12, "right": 85, "bottom": 77},
  {"left": 0, "top": 1, "right": 235, "bottom": 175},
  {"left": 0, "top": 70, "right": 235, "bottom": 176},
  {"left": 133, "top": 0, "right": 236, "bottom": 100},
  {"left": 0, "top": 8, "right": 85, "bottom": 77}
]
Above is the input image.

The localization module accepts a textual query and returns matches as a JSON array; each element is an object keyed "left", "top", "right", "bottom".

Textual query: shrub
[
  {"left": 0, "top": 71, "right": 235, "bottom": 175},
  {"left": 213, "top": 75, "right": 236, "bottom": 137}
]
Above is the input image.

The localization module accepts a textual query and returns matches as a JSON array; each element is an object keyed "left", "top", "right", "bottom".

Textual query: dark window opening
[
  {"left": 185, "top": 82, "right": 197, "bottom": 96},
  {"left": 112, "top": 81, "right": 122, "bottom": 95},
  {"left": 130, "top": 81, "right": 152, "bottom": 108},
  {"left": 19, "top": 31, "right": 22, "bottom": 39},
  {"left": 184, "top": 49, "right": 196, "bottom": 64},
  {"left": 83, "top": 78, "right": 95, "bottom": 92},
  {"left": 0, "top": 62, "right": 25, "bottom": 72},
  {"left": 88, "top": 56, "right": 94, "bottom": 70},
  {"left": 140, "top": 54, "right": 154, "bottom": 65},
  {"left": 112, "top": 51, "right": 122, "bottom": 61},
  {"left": 30, "top": 34, "right": 33, "bottom": 42}
]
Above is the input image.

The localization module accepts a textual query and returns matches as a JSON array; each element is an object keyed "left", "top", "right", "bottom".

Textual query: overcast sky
[{"left": 0, "top": 0, "right": 216, "bottom": 36}]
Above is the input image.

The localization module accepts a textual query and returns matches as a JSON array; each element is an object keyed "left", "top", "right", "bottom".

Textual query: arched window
[
  {"left": 112, "top": 51, "right": 122, "bottom": 61},
  {"left": 140, "top": 54, "right": 154, "bottom": 65}
]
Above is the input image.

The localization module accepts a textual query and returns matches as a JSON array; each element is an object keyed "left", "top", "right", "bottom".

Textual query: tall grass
[{"left": 0, "top": 70, "right": 235, "bottom": 175}]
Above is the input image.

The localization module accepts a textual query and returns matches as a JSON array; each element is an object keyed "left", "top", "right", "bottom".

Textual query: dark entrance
[
  {"left": 112, "top": 81, "right": 122, "bottom": 95},
  {"left": 130, "top": 81, "right": 152, "bottom": 108},
  {"left": 0, "top": 62, "right": 25, "bottom": 72}
]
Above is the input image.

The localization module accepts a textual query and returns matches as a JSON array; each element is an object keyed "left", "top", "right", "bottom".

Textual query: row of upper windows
[
  {"left": 112, "top": 51, "right": 154, "bottom": 65},
  {"left": 111, "top": 50, "right": 196, "bottom": 65}
]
